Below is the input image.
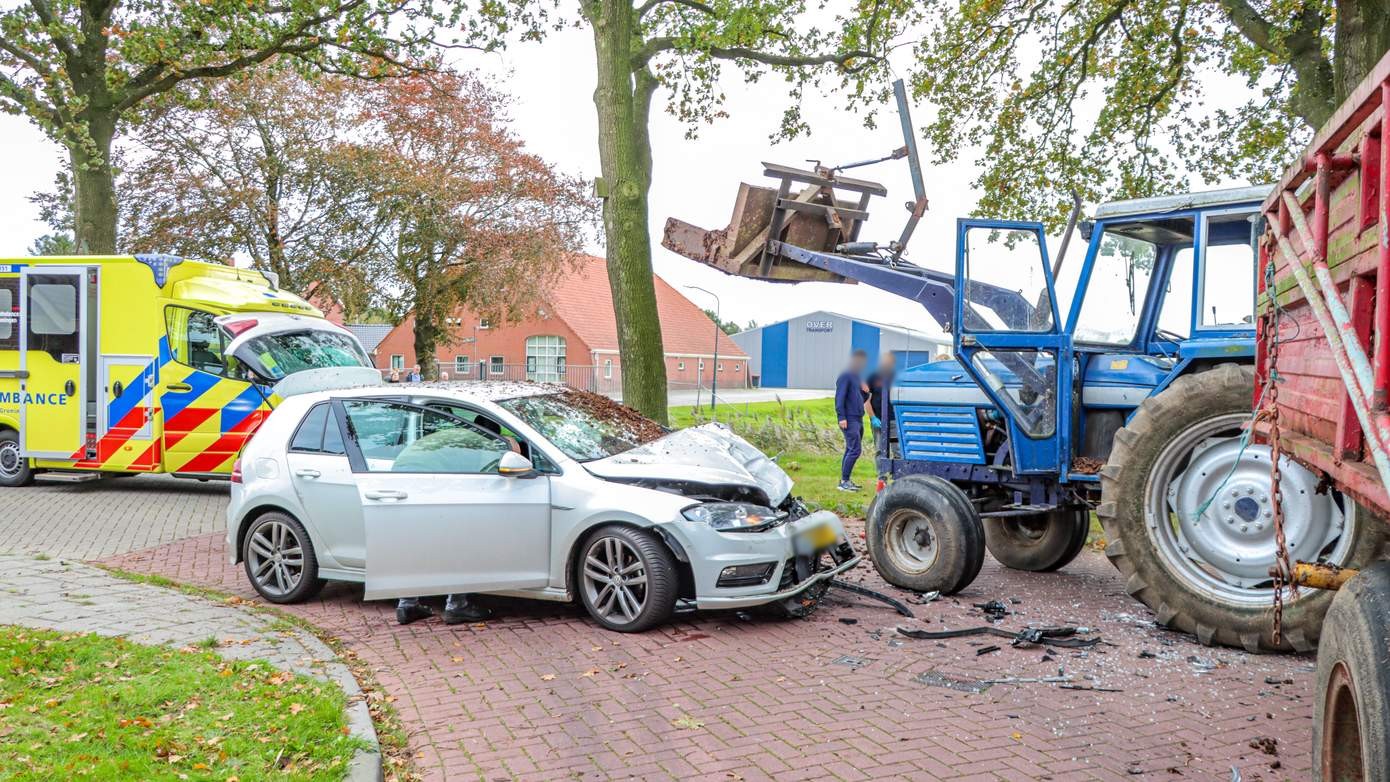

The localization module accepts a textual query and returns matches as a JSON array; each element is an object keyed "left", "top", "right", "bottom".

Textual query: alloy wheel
[
  {"left": 246, "top": 520, "right": 305, "bottom": 598},
  {"left": 581, "top": 536, "right": 649, "bottom": 626}
]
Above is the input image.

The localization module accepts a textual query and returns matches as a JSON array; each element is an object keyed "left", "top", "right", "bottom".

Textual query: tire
[
  {"left": 242, "top": 512, "right": 324, "bottom": 604},
  {"left": 1313, "top": 562, "right": 1390, "bottom": 781},
  {"left": 0, "top": 430, "right": 34, "bottom": 487},
  {"left": 867, "top": 476, "right": 985, "bottom": 594},
  {"left": 757, "top": 579, "right": 830, "bottom": 620},
  {"left": 1098, "top": 363, "right": 1390, "bottom": 652},
  {"left": 576, "top": 525, "right": 678, "bottom": 633},
  {"left": 984, "top": 509, "right": 1090, "bottom": 572}
]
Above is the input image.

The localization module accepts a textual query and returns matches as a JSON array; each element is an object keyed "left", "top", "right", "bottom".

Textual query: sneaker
[
  {"left": 396, "top": 602, "right": 433, "bottom": 625},
  {"left": 443, "top": 603, "right": 493, "bottom": 625},
  {"left": 837, "top": 480, "right": 858, "bottom": 492}
]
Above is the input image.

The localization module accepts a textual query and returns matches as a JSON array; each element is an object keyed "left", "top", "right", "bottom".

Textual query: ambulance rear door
[{"left": 19, "top": 266, "right": 97, "bottom": 460}]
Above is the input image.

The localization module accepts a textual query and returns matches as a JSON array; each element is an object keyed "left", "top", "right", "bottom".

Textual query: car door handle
[
  {"left": 295, "top": 469, "right": 321, "bottom": 479},
  {"left": 166, "top": 383, "right": 193, "bottom": 393},
  {"left": 364, "top": 489, "right": 408, "bottom": 501}
]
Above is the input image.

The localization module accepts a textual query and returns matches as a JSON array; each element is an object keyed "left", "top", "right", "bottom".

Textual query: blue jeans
[{"left": 841, "top": 417, "right": 863, "bottom": 482}]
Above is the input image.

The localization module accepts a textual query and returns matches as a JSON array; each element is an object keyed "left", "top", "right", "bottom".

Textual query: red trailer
[{"left": 1259, "top": 47, "right": 1390, "bottom": 780}]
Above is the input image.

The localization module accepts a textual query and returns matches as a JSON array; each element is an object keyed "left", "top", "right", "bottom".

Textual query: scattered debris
[
  {"left": 976, "top": 645, "right": 1001, "bottom": 656},
  {"left": 983, "top": 676, "right": 1073, "bottom": 685},
  {"left": 1138, "top": 649, "right": 1157, "bottom": 659},
  {"left": 1059, "top": 684, "right": 1124, "bottom": 693},
  {"left": 1071, "top": 456, "right": 1104, "bottom": 474},
  {"left": 906, "top": 591, "right": 941, "bottom": 605},
  {"left": 831, "top": 580, "right": 914, "bottom": 617},
  {"left": 1263, "top": 676, "right": 1292, "bottom": 685},
  {"left": 973, "top": 600, "right": 1010, "bottom": 621},
  {"left": 912, "top": 671, "right": 990, "bottom": 693},
  {"left": 838, "top": 617, "right": 859, "bottom": 626},
  {"left": 557, "top": 389, "right": 667, "bottom": 443},
  {"left": 1248, "top": 737, "right": 1278, "bottom": 756},
  {"left": 896, "top": 625, "right": 1101, "bottom": 649},
  {"left": 831, "top": 655, "right": 870, "bottom": 669}
]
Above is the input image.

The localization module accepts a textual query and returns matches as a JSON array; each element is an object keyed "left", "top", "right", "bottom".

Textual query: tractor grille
[{"left": 897, "top": 404, "right": 986, "bottom": 464}]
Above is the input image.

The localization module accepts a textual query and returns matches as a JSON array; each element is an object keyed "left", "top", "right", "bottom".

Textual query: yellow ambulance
[{"left": 0, "top": 255, "right": 381, "bottom": 487}]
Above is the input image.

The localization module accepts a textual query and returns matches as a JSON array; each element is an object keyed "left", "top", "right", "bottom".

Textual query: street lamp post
[{"left": 685, "top": 285, "right": 720, "bottom": 411}]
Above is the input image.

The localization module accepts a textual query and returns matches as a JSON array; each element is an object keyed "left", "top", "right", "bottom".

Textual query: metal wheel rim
[
  {"left": 246, "top": 520, "right": 305, "bottom": 598},
  {"left": 884, "top": 509, "right": 939, "bottom": 574},
  {"left": 1144, "top": 412, "right": 1356, "bottom": 607},
  {"left": 0, "top": 441, "right": 22, "bottom": 480},
  {"left": 582, "top": 536, "right": 648, "bottom": 625}
]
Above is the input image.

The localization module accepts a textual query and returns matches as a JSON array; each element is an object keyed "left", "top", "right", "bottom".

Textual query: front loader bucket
[{"left": 662, "top": 164, "right": 888, "bottom": 283}]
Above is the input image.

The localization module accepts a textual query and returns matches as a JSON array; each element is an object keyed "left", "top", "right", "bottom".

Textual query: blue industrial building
[{"left": 731, "top": 311, "right": 950, "bottom": 389}]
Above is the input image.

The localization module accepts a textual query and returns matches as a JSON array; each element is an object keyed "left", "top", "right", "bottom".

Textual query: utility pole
[{"left": 686, "top": 285, "right": 720, "bottom": 411}]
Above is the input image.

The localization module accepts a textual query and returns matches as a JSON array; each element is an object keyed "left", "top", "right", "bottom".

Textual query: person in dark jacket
[
  {"left": 835, "top": 350, "right": 869, "bottom": 491},
  {"left": 866, "top": 352, "right": 897, "bottom": 459}
]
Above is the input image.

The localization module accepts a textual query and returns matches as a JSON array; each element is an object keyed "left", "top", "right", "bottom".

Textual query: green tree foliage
[
  {"left": 702, "top": 308, "right": 742, "bottom": 334},
  {"left": 911, "top": 0, "right": 1390, "bottom": 227},
  {"left": 0, "top": 0, "right": 452, "bottom": 253},
  {"left": 450, "top": 0, "right": 911, "bottom": 421}
]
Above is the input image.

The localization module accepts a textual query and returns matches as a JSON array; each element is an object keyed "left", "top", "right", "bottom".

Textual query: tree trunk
[
  {"left": 1335, "top": 0, "right": 1390, "bottom": 103},
  {"left": 412, "top": 303, "right": 441, "bottom": 381},
  {"left": 70, "top": 115, "right": 119, "bottom": 254},
  {"left": 589, "top": 0, "right": 669, "bottom": 424}
]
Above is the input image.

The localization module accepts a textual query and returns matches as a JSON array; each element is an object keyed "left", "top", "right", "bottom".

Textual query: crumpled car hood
[{"left": 584, "top": 422, "right": 794, "bottom": 506}]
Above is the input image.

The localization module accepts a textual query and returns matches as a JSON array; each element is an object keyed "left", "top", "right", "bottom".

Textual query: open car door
[{"left": 953, "top": 219, "right": 1070, "bottom": 475}]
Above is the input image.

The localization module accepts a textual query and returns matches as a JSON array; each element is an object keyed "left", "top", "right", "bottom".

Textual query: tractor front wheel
[
  {"left": 984, "top": 509, "right": 1090, "bottom": 572},
  {"left": 867, "top": 475, "right": 984, "bottom": 594}
]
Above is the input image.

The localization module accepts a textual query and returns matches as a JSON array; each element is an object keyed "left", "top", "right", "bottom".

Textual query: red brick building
[{"left": 357, "top": 256, "right": 747, "bottom": 393}]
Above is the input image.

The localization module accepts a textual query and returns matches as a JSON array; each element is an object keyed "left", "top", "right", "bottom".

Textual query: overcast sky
[{"left": 0, "top": 23, "right": 1255, "bottom": 337}]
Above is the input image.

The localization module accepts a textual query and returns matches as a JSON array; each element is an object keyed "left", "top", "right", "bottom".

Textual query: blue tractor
[{"left": 664, "top": 80, "right": 1387, "bottom": 651}]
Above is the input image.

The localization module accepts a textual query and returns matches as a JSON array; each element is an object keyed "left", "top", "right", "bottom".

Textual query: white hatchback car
[{"left": 227, "top": 383, "right": 858, "bottom": 631}]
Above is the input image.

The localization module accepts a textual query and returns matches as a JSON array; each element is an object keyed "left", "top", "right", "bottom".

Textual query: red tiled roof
[{"left": 548, "top": 256, "right": 746, "bottom": 358}]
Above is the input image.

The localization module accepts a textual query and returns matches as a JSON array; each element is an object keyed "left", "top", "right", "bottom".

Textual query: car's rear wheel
[
  {"left": 577, "top": 525, "right": 677, "bottom": 632},
  {"left": 243, "top": 512, "right": 324, "bottom": 604},
  {"left": 0, "top": 430, "right": 34, "bottom": 487}
]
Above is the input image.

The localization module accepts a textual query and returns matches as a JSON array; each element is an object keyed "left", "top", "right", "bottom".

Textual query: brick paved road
[
  {"left": 107, "top": 526, "right": 1314, "bottom": 782},
  {"left": 0, "top": 475, "right": 227, "bottom": 559}
]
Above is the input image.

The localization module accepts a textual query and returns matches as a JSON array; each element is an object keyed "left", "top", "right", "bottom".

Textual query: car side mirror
[{"left": 497, "top": 451, "right": 536, "bottom": 478}]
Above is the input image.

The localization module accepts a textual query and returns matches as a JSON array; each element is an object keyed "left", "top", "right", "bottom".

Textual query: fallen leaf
[
  {"left": 672, "top": 715, "right": 704, "bottom": 730},
  {"left": 581, "top": 669, "right": 599, "bottom": 678},
  {"left": 289, "top": 703, "right": 305, "bottom": 715},
  {"left": 540, "top": 674, "right": 556, "bottom": 681}
]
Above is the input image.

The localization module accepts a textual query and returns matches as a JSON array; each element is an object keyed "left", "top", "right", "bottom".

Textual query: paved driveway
[
  {"left": 0, "top": 475, "right": 227, "bottom": 559},
  {"left": 103, "top": 522, "right": 1314, "bottom": 781}
]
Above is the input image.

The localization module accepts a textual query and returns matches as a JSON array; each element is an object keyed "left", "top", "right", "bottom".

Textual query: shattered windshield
[
  {"left": 236, "top": 329, "right": 371, "bottom": 381},
  {"left": 500, "top": 391, "right": 666, "bottom": 462}
]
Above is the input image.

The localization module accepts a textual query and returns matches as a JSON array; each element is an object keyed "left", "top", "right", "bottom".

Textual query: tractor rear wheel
[
  {"left": 1099, "top": 363, "right": 1390, "bottom": 652},
  {"left": 867, "top": 475, "right": 984, "bottom": 594},
  {"left": 1313, "top": 562, "right": 1390, "bottom": 781},
  {"left": 984, "top": 509, "right": 1090, "bottom": 572}
]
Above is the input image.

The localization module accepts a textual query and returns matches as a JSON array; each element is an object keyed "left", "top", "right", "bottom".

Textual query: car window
[
  {"left": 499, "top": 392, "right": 666, "bottom": 461},
  {"left": 420, "top": 400, "right": 558, "bottom": 472},
  {"left": 290, "top": 404, "right": 329, "bottom": 452},
  {"left": 341, "top": 400, "right": 508, "bottom": 474}
]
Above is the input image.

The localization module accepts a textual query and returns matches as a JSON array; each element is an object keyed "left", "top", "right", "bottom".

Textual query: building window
[
  {"left": 735, "top": 363, "right": 742, "bottom": 372},
  {"left": 604, "top": 359, "right": 613, "bottom": 379},
  {"left": 698, "top": 359, "right": 705, "bottom": 371},
  {"left": 489, "top": 356, "right": 504, "bottom": 375},
  {"left": 455, "top": 355, "right": 470, "bottom": 375},
  {"left": 525, "top": 335, "right": 566, "bottom": 382},
  {"left": 390, "top": 354, "right": 405, "bottom": 371},
  {"left": 677, "top": 361, "right": 685, "bottom": 371},
  {"left": 716, "top": 363, "right": 723, "bottom": 372},
  {"left": 478, "top": 318, "right": 492, "bottom": 329}
]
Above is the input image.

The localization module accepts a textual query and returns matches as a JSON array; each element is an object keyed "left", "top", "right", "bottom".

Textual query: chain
[{"left": 1261, "top": 244, "right": 1297, "bottom": 646}]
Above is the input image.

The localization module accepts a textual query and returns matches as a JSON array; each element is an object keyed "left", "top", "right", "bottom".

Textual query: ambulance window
[
  {"left": 0, "top": 280, "right": 16, "bottom": 349},
  {"left": 166, "top": 307, "right": 230, "bottom": 376},
  {"left": 26, "top": 277, "right": 79, "bottom": 361}
]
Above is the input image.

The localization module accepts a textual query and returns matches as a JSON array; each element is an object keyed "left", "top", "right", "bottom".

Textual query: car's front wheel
[
  {"left": 577, "top": 525, "right": 677, "bottom": 632},
  {"left": 242, "top": 512, "right": 324, "bottom": 604}
]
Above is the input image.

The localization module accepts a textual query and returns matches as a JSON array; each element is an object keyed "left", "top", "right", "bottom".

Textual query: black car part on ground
[
  {"left": 830, "top": 579, "right": 915, "bottom": 618},
  {"left": 896, "top": 625, "right": 1101, "bottom": 649}
]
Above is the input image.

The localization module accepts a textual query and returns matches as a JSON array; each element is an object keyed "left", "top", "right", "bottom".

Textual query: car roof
[{"left": 297, "top": 380, "right": 567, "bottom": 406}]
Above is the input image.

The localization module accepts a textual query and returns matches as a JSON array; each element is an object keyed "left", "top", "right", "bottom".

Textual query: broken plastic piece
[
  {"left": 831, "top": 579, "right": 915, "bottom": 618},
  {"left": 896, "top": 625, "right": 1101, "bottom": 649}
]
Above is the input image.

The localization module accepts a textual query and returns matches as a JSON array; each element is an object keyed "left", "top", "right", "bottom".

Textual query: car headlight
[{"left": 682, "top": 502, "right": 786, "bottom": 531}]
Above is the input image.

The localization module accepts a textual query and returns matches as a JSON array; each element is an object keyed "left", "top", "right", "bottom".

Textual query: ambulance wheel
[
  {"left": 867, "top": 475, "right": 984, "bottom": 594},
  {"left": 984, "top": 509, "right": 1090, "bottom": 572},
  {"left": 1313, "top": 562, "right": 1390, "bottom": 781},
  {"left": 242, "top": 512, "right": 324, "bottom": 604},
  {"left": 0, "top": 431, "right": 33, "bottom": 487},
  {"left": 1099, "top": 363, "right": 1390, "bottom": 652}
]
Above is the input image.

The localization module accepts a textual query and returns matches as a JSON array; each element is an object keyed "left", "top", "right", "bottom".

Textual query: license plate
[{"left": 805, "top": 523, "right": 839, "bottom": 549}]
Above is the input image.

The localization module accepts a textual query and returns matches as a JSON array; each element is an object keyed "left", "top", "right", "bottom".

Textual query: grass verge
[{"left": 0, "top": 625, "right": 362, "bottom": 781}]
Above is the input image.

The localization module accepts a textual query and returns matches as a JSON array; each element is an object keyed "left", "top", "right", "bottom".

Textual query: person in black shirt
[{"left": 866, "top": 352, "right": 897, "bottom": 459}]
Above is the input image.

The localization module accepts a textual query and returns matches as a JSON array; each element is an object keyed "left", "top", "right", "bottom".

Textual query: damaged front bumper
[{"left": 676, "top": 509, "right": 860, "bottom": 610}]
